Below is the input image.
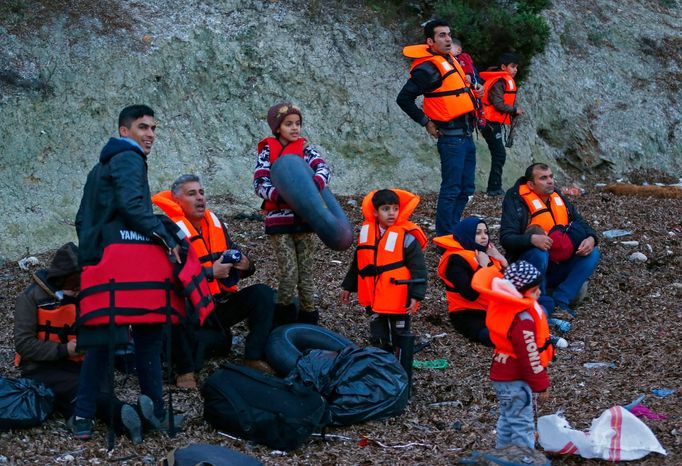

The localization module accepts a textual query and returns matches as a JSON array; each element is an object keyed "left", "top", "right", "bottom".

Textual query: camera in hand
[{"left": 220, "top": 249, "right": 242, "bottom": 288}]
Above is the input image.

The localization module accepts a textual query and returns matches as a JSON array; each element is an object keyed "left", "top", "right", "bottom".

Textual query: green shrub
[{"left": 432, "top": 0, "right": 550, "bottom": 81}]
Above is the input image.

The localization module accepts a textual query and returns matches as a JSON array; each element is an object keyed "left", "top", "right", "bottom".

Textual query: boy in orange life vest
[
  {"left": 14, "top": 243, "right": 144, "bottom": 443},
  {"left": 480, "top": 52, "right": 524, "bottom": 197},
  {"left": 472, "top": 260, "right": 553, "bottom": 450},
  {"left": 433, "top": 216, "right": 508, "bottom": 346},
  {"left": 340, "top": 189, "right": 427, "bottom": 351},
  {"left": 254, "top": 103, "right": 331, "bottom": 325}
]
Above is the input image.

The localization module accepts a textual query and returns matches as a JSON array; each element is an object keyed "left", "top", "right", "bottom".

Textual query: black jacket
[
  {"left": 500, "top": 177, "right": 598, "bottom": 261},
  {"left": 75, "top": 138, "right": 177, "bottom": 266}
]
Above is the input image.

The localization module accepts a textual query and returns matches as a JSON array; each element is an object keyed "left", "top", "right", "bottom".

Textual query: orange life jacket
[
  {"left": 480, "top": 70, "right": 517, "bottom": 124},
  {"left": 472, "top": 266, "right": 554, "bottom": 367},
  {"left": 78, "top": 222, "right": 213, "bottom": 327},
  {"left": 357, "top": 189, "right": 428, "bottom": 314},
  {"left": 152, "top": 191, "right": 235, "bottom": 295},
  {"left": 519, "top": 183, "right": 569, "bottom": 233},
  {"left": 404, "top": 44, "right": 475, "bottom": 122},
  {"left": 433, "top": 235, "right": 502, "bottom": 312},
  {"left": 15, "top": 301, "right": 84, "bottom": 367},
  {"left": 257, "top": 137, "right": 307, "bottom": 212}
]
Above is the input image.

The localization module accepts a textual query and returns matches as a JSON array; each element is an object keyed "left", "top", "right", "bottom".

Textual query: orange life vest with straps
[
  {"left": 433, "top": 235, "right": 503, "bottom": 312},
  {"left": 15, "top": 301, "right": 84, "bottom": 367},
  {"left": 78, "top": 220, "right": 214, "bottom": 327},
  {"left": 480, "top": 70, "right": 517, "bottom": 125},
  {"left": 472, "top": 266, "right": 554, "bottom": 367},
  {"left": 519, "top": 183, "right": 569, "bottom": 233},
  {"left": 257, "top": 137, "right": 307, "bottom": 212},
  {"left": 357, "top": 189, "right": 428, "bottom": 314},
  {"left": 403, "top": 44, "right": 475, "bottom": 122},
  {"left": 152, "top": 191, "right": 236, "bottom": 296}
]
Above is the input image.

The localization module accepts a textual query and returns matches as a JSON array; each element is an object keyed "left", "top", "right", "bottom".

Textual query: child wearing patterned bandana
[
  {"left": 253, "top": 103, "right": 331, "bottom": 325},
  {"left": 472, "top": 260, "right": 555, "bottom": 450}
]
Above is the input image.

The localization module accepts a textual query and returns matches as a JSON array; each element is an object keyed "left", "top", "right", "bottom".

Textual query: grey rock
[{"left": 628, "top": 252, "right": 648, "bottom": 262}]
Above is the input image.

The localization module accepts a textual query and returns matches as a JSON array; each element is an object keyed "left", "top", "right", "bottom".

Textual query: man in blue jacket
[{"left": 72, "top": 105, "right": 181, "bottom": 440}]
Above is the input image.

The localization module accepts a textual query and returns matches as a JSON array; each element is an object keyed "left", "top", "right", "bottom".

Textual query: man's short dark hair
[
  {"left": 525, "top": 163, "right": 550, "bottom": 182},
  {"left": 372, "top": 189, "right": 400, "bottom": 209},
  {"left": 118, "top": 105, "right": 155, "bottom": 129},
  {"left": 499, "top": 52, "right": 521, "bottom": 67},
  {"left": 171, "top": 174, "right": 201, "bottom": 196},
  {"left": 424, "top": 19, "right": 449, "bottom": 41}
]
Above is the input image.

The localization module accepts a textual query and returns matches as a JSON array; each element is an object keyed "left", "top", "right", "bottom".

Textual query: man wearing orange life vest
[
  {"left": 153, "top": 174, "right": 276, "bottom": 379},
  {"left": 14, "top": 243, "right": 144, "bottom": 442},
  {"left": 500, "top": 163, "right": 600, "bottom": 319},
  {"left": 480, "top": 52, "right": 524, "bottom": 197},
  {"left": 340, "top": 189, "right": 427, "bottom": 351},
  {"left": 397, "top": 19, "right": 482, "bottom": 236},
  {"left": 471, "top": 260, "right": 554, "bottom": 450}
]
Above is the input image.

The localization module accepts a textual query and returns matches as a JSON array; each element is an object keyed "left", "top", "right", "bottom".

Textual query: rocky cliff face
[{"left": 1, "top": 0, "right": 680, "bottom": 260}]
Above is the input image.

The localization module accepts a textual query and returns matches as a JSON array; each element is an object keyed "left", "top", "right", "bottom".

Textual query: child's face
[
  {"left": 502, "top": 63, "right": 519, "bottom": 78},
  {"left": 474, "top": 222, "right": 489, "bottom": 248},
  {"left": 277, "top": 114, "right": 301, "bottom": 144},
  {"left": 374, "top": 204, "right": 399, "bottom": 228},
  {"left": 523, "top": 285, "right": 541, "bottom": 300},
  {"left": 451, "top": 44, "right": 462, "bottom": 56}
]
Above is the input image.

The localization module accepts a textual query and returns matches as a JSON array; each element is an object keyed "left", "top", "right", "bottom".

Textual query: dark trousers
[
  {"left": 482, "top": 122, "right": 507, "bottom": 193},
  {"left": 75, "top": 324, "right": 165, "bottom": 420},
  {"left": 173, "top": 283, "right": 275, "bottom": 372},
  {"left": 448, "top": 310, "right": 492, "bottom": 347},
  {"left": 23, "top": 365, "right": 126, "bottom": 431},
  {"left": 369, "top": 312, "right": 410, "bottom": 352}
]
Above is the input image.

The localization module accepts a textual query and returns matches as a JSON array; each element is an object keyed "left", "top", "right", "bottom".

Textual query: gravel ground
[{"left": 0, "top": 186, "right": 680, "bottom": 465}]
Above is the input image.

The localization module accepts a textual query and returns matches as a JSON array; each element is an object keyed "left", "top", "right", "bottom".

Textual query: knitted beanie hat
[
  {"left": 46, "top": 242, "right": 80, "bottom": 281},
  {"left": 267, "top": 102, "right": 302, "bottom": 135},
  {"left": 503, "top": 260, "right": 542, "bottom": 293}
]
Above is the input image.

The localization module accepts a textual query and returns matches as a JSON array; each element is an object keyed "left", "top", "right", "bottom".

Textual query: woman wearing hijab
[{"left": 433, "top": 217, "right": 508, "bottom": 346}]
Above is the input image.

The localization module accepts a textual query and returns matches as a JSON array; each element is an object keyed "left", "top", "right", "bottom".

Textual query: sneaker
[
  {"left": 547, "top": 318, "right": 571, "bottom": 334},
  {"left": 549, "top": 335, "right": 568, "bottom": 349},
  {"left": 120, "top": 404, "right": 142, "bottom": 444},
  {"left": 176, "top": 372, "right": 197, "bottom": 390},
  {"left": 67, "top": 416, "right": 93, "bottom": 440},
  {"left": 243, "top": 359, "right": 276, "bottom": 375}
]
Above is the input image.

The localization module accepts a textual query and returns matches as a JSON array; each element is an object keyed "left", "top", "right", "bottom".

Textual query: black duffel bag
[
  {"left": 201, "top": 364, "right": 329, "bottom": 451},
  {"left": 0, "top": 377, "right": 54, "bottom": 430}
]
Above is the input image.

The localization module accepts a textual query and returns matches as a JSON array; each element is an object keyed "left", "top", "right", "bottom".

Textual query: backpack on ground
[
  {"left": 162, "top": 443, "right": 263, "bottom": 466},
  {"left": 201, "top": 363, "right": 329, "bottom": 451}
]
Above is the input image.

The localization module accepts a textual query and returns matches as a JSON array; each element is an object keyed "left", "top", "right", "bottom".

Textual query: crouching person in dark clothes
[
  {"left": 14, "top": 242, "right": 145, "bottom": 443},
  {"left": 153, "top": 174, "right": 276, "bottom": 382}
]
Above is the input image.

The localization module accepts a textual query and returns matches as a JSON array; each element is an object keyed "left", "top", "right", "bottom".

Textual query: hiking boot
[
  {"left": 273, "top": 303, "right": 298, "bottom": 327},
  {"left": 67, "top": 416, "right": 94, "bottom": 440},
  {"left": 243, "top": 359, "right": 276, "bottom": 375},
  {"left": 549, "top": 335, "right": 568, "bottom": 349},
  {"left": 176, "top": 372, "right": 197, "bottom": 390},
  {"left": 297, "top": 310, "right": 319, "bottom": 325},
  {"left": 120, "top": 404, "right": 142, "bottom": 444},
  {"left": 547, "top": 318, "right": 571, "bottom": 334}
]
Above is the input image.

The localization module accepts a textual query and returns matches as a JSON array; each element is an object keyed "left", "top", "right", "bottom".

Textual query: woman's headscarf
[{"left": 452, "top": 216, "right": 488, "bottom": 252}]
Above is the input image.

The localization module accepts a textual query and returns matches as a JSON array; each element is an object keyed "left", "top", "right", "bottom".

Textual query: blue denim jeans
[
  {"left": 492, "top": 380, "right": 535, "bottom": 449},
  {"left": 519, "top": 247, "right": 601, "bottom": 314},
  {"left": 435, "top": 135, "right": 476, "bottom": 235},
  {"left": 75, "top": 325, "right": 165, "bottom": 420}
]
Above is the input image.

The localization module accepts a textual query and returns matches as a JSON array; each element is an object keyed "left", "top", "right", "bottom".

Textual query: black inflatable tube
[
  {"left": 266, "top": 324, "right": 356, "bottom": 375},
  {"left": 270, "top": 155, "right": 353, "bottom": 251}
]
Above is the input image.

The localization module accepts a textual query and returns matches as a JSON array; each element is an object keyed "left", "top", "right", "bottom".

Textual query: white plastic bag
[{"left": 538, "top": 406, "right": 666, "bottom": 461}]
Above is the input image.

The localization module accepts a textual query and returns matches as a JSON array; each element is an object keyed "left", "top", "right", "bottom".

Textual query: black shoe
[
  {"left": 137, "top": 394, "right": 159, "bottom": 430},
  {"left": 121, "top": 404, "right": 142, "bottom": 444},
  {"left": 67, "top": 416, "right": 93, "bottom": 440},
  {"left": 273, "top": 303, "right": 298, "bottom": 327},
  {"left": 297, "top": 310, "right": 319, "bottom": 325},
  {"left": 486, "top": 189, "right": 506, "bottom": 197}
]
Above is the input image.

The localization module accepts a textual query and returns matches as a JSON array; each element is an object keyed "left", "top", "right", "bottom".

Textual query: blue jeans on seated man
[
  {"left": 492, "top": 380, "right": 535, "bottom": 449},
  {"left": 519, "top": 247, "right": 601, "bottom": 315},
  {"left": 435, "top": 135, "right": 476, "bottom": 236},
  {"left": 75, "top": 325, "right": 165, "bottom": 421}
]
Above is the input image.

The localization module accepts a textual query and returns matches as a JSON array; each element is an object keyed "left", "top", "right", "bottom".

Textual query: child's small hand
[
  {"left": 406, "top": 298, "right": 419, "bottom": 314},
  {"left": 475, "top": 250, "right": 490, "bottom": 267},
  {"left": 340, "top": 290, "right": 351, "bottom": 305}
]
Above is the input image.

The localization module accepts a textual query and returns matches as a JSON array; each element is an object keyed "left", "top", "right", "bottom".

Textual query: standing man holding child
[{"left": 397, "top": 19, "right": 481, "bottom": 235}]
